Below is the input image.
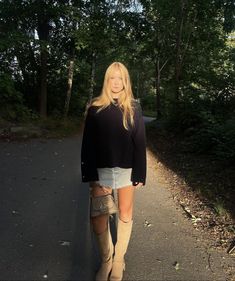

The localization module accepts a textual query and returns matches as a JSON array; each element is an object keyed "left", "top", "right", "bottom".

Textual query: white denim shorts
[{"left": 97, "top": 167, "right": 133, "bottom": 189}]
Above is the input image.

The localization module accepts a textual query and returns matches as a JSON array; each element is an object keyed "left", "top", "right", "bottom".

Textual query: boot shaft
[{"left": 114, "top": 218, "right": 133, "bottom": 261}]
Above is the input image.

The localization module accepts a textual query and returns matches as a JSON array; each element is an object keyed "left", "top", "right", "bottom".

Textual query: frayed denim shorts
[{"left": 97, "top": 167, "right": 133, "bottom": 189}]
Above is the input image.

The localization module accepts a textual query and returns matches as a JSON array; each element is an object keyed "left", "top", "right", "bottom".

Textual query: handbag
[{"left": 90, "top": 193, "right": 118, "bottom": 217}]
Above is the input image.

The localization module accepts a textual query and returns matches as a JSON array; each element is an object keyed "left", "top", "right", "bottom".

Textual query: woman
[{"left": 81, "top": 62, "right": 146, "bottom": 281}]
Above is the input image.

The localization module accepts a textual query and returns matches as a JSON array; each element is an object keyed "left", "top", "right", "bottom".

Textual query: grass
[
  {"left": 0, "top": 116, "right": 83, "bottom": 139},
  {"left": 35, "top": 117, "right": 82, "bottom": 137}
]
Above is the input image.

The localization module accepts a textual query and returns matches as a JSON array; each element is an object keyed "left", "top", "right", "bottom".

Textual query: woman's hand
[
  {"left": 89, "top": 181, "right": 99, "bottom": 188},
  {"left": 89, "top": 181, "right": 112, "bottom": 197}
]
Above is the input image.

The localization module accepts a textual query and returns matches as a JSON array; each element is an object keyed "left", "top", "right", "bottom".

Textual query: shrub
[{"left": 0, "top": 74, "right": 37, "bottom": 121}]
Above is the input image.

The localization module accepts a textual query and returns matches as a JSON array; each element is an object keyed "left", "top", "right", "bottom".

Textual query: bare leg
[
  {"left": 90, "top": 183, "right": 112, "bottom": 234},
  {"left": 90, "top": 183, "right": 114, "bottom": 281},
  {"left": 117, "top": 185, "right": 135, "bottom": 222}
]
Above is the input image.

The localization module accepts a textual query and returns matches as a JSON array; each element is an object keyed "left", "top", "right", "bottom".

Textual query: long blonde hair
[{"left": 85, "top": 62, "right": 135, "bottom": 130}]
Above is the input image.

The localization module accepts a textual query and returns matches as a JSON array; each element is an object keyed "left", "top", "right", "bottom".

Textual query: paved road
[
  {"left": 0, "top": 135, "right": 234, "bottom": 280},
  {"left": 143, "top": 116, "right": 156, "bottom": 123}
]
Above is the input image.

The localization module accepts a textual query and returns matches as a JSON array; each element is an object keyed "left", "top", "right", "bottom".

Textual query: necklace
[{"left": 112, "top": 98, "right": 119, "bottom": 106}]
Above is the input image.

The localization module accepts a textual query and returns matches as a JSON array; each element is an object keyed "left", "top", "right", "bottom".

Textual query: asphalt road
[{"left": 0, "top": 133, "right": 234, "bottom": 280}]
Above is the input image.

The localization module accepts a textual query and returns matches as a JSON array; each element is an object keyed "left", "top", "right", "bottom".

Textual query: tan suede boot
[
  {"left": 109, "top": 219, "right": 133, "bottom": 281},
  {"left": 95, "top": 224, "right": 114, "bottom": 281}
]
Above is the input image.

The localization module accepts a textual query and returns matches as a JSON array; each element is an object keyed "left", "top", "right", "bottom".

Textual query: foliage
[
  {"left": 164, "top": 91, "right": 235, "bottom": 161},
  {"left": 141, "top": 93, "right": 156, "bottom": 112},
  {"left": 0, "top": 0, "right": 234, "bottom": 160},
  {"left": 0, "top": 74, "right": 36, "bottom": 121},
  {"left": 0, "top": 74, "right": 23, "bottom": 103}
]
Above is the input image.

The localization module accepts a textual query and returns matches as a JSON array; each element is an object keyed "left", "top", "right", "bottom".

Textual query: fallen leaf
[
  {"left": 173, "top": 261, "right": 180, "bottom": 270},
  {"left": 59, "top": 240, "right": 71, "bottom": 246},
  {"left": 144, "top": 220, "right": 152, "bottom": 227}
]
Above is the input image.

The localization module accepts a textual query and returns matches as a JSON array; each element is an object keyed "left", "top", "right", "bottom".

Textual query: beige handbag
[{"left": 90, "top": 194, "right": 118, "bottom": 217}]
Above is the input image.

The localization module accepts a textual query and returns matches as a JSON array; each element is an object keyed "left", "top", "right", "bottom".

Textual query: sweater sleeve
[
  {"left": 131, "top": 102, "right": 147, "bottom": 186},
  {"left": 80, "top": 107, "right": 99, "bottom": 182}
]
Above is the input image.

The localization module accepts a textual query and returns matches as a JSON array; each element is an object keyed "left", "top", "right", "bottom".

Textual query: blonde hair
[{"left": 85, "top": 62, "right": 135, "bottom": 130}]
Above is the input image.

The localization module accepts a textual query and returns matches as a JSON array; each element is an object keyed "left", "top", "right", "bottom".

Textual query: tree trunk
[
  {"left": 64, "top": 48, "right": 75, "bottom": 119},
  {"left": 136, "top": 71, "right": 140, "bottom": 98},
  {"left": 155, "top": 59, "right": 162, "bottom": 119},
  {"left": 89, "top": 51, "right": 96, "bottom": 101},
  {"left": 155, "top": 57, "right": 169, "bottom": 119},
  {"left": 174, "top": 0, "right": 185, "bottom": 102},
  {"left": 37, "top": 17, "right": 50, "bottom": 118},
  {"left": 39, "top": 47, "right": 48, "bottom": 118}
]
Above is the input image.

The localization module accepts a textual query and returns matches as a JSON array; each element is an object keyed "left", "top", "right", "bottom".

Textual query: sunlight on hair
[{"left": 87, "top": 62, "right": 136, "bottom": 130}]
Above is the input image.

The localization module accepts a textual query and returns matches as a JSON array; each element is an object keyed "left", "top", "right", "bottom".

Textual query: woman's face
[{"left": 109, "top": 69, "right": 124, "bottom": 93}]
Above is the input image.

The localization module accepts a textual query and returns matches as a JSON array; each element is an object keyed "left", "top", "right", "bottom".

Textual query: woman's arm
[
  {"left": 81, "top": 107, "right": 99, "bottom": 182},
  {"left": 131, "top": 102, "right": 147, "bottom": 186}
]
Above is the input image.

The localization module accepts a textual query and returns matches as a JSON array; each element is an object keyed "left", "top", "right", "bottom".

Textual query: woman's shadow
[{"left": 69, "top": 182, "right": 117, "bottom": 281}]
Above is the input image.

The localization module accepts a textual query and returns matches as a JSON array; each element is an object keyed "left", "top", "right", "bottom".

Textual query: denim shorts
[{"left": 97, "top": 167, "right": 133, "bottom": 189}]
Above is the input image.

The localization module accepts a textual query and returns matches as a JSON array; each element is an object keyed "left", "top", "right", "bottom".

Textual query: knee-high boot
[
  {"left": 95, "top": 222, "right": 114, "bottom": 281},
  {"left": 109, "top": 218, "right": 133, "bottom": 281}
]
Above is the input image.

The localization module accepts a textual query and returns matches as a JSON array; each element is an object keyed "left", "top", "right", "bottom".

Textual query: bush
[
  {"left": 189, "top": 117, "right": 235, "bottom": 161},
  {"left": 164, "top": 92, "right": 235, "bottom": 161},
  {"left": 0, "top": 74, "right": 37, "bottom": 121},
  {"left": 141, "top": 94, "right": 156, "bottom": 112},
  {"left": 0, "top": 73, "right": 23, "bottom": 103},
  {"left": 213, "top": 117, "right": 235, "bottom": 160}
]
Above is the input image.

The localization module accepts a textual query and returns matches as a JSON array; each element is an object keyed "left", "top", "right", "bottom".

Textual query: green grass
[{"left": 0, "top": 116, "right": 83, "bottom": 139}]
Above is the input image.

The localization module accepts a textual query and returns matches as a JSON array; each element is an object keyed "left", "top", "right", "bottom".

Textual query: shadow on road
[
  {"left": 69, "top": 182, "right": 118, "bottom": 281},
  {"left": 69, "top": 183, "right": 96, "bottom": 281}
]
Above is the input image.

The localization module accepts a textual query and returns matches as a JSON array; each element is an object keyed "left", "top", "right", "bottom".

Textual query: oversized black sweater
[{"left": 80, "top": 99, "right": 147, "bottom": 185}]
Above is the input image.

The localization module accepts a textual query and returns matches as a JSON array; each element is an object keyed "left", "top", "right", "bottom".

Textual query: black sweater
[{"left": 80, "top": 99, "right": 147, "bottom": 185}]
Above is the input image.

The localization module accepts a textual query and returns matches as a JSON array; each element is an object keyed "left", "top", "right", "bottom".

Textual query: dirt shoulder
[{"left": 146, "top": 123, "right": 235, "bottom": 278}]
